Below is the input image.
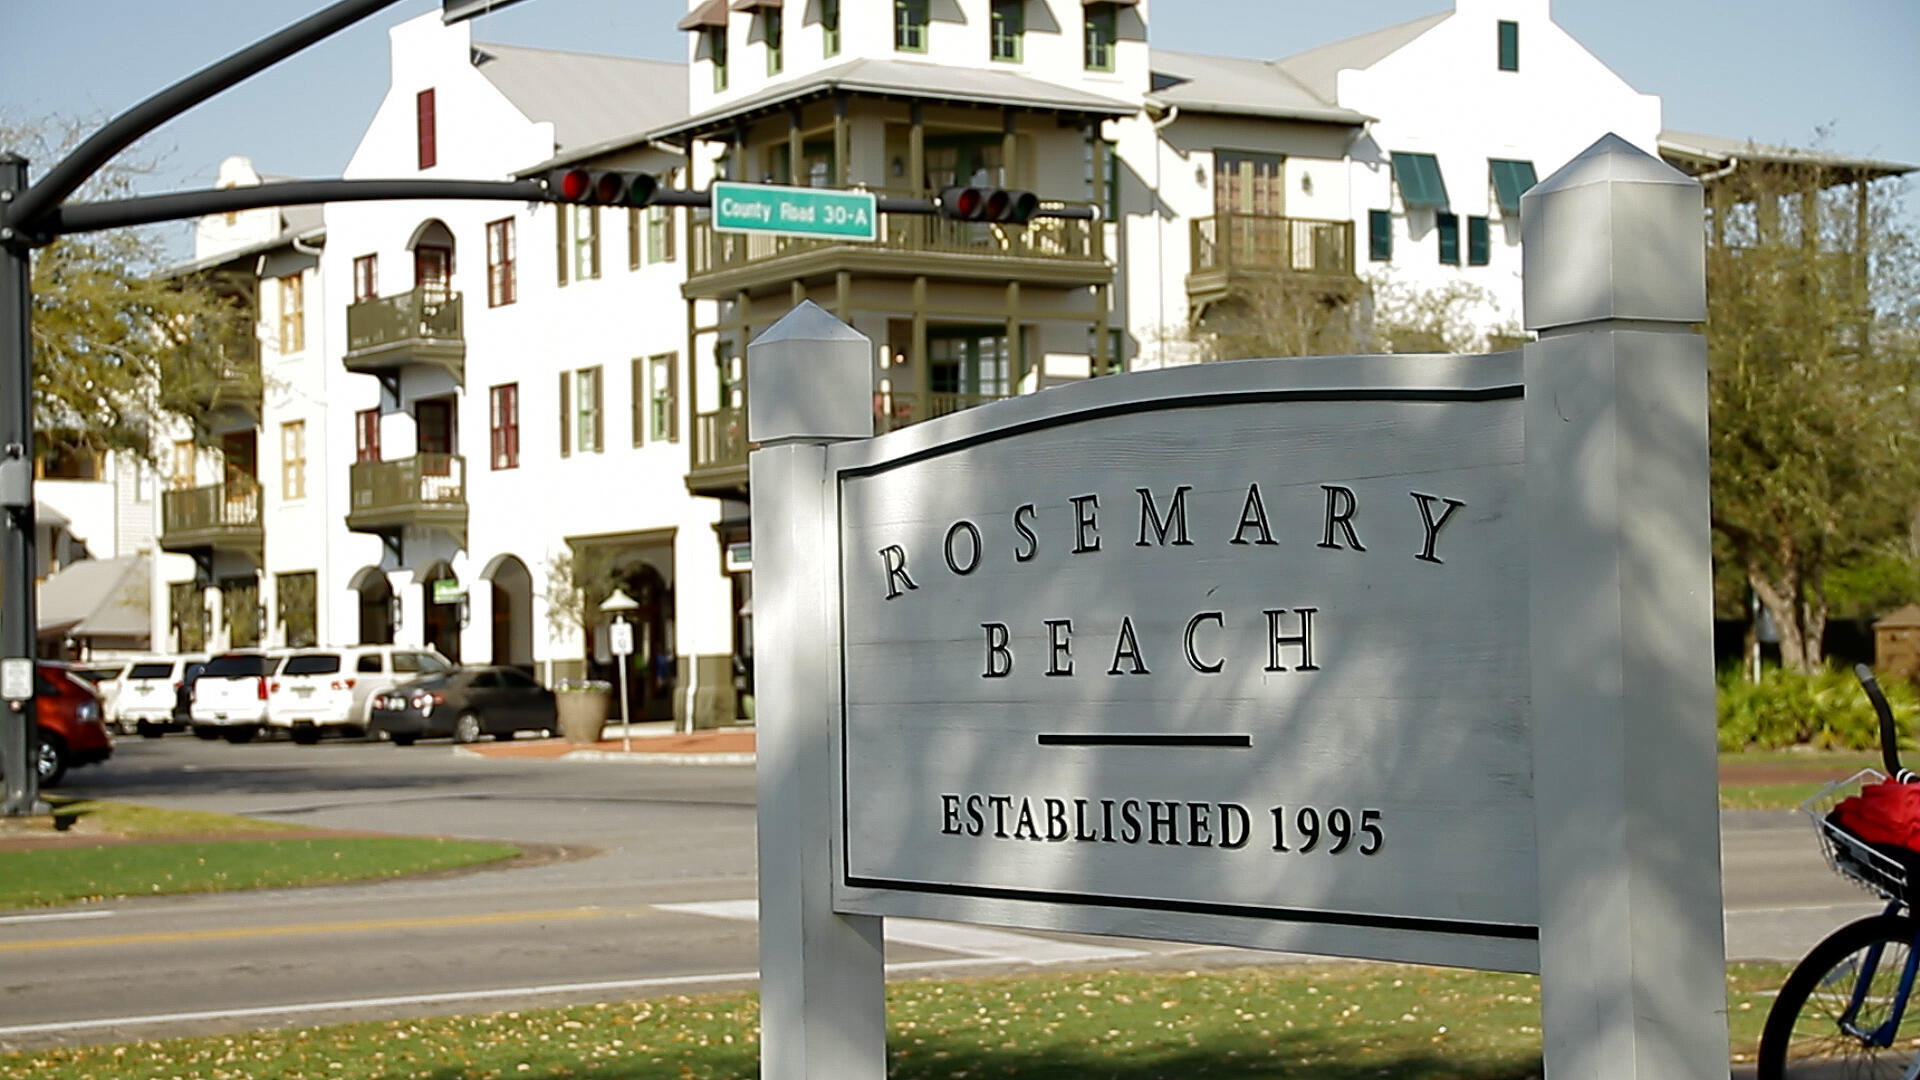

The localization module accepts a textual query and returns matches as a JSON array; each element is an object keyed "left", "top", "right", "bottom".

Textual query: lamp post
[{"left": 599, "top": 588, "right": 638, "bottom": 753}]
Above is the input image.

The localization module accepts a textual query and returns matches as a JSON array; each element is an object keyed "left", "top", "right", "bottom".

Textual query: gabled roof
[
  {"left": 471, "top": 42, "right": 687, "bottom": 154},
  {"left": 1659, "top": 129, "right": 1915, "bottom": 185},
  {"left": 1270, "top": 11, "right": 1449, "bottom": 104},
  {"left": 648, "top": 57, "right": 1133, "bottom": 142},
  {"left": 37, "top": 556, "right": 149, "bottom": 639},
  {"left": 1146, "top": 49, "right": 1370, "bottom": 126}
]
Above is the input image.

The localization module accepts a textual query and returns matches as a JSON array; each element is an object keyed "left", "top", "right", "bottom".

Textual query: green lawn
[
  {"left": 0, "top": 963, "right": 1789, "bottom": 1080},
  {"left": 1719, "top": 747, "right": 1887, "bottom": 810}
]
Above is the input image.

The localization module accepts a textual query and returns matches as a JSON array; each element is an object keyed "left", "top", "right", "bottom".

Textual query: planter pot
[{"left": 556, "top": 690, "right": 611, "bottom": 744}]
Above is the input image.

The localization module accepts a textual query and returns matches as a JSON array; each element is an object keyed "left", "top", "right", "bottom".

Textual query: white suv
[
  {"left": 188, "top": 650, "right": 289, "bottom": 743},
  {"left": 117, "top": 654, "right": 205, "bottom": 738},
  {"left": 266, "top": 645, "right": 454, "bottom": 743}
]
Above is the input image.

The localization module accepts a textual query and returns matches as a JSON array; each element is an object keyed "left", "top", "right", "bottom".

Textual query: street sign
[
  {"left": 431, "top": 579, "right": 464, "bottom": 604},
  {"left": 609, "top": 621, "right": 635, "bottom": 657},
  {"left": 711, "top": 181, "right": 877, "bottom": 242}
]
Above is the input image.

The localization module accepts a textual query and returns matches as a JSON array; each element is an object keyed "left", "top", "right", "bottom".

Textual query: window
[
  {"left": 172, "top": 439, "right": 196, "bottom": 489},
  {"left": 352, "top": 254, "right": 378, "bottom": 302},
  {"left": 1086, "top": 138, "right": 1119, "bottom": 220},
  {"left": 648, "top": 204, "right": 676, "bottom": 263},
  {"left": 416, "top": 88, "right": 437, "bottom": 169},
  {"left": 486, "top": 218, "right": 516, "bottom": 306},
  {"left": 1213, "top": 151, "right": 1285, "bottom": 215},
  {"left": 171, "top": 582, "right": 207, "bottom": 652},
  {"left": 1389, "top": 152, "right": 1449, "bottom": 210},
  {"left": 276, "top": 572, "right": 317, "bottom": 648},
  {"left": 1437, "top": 212, "right": 1461, "bottom": 265},
  {"left": 708, "top": 27, "right": 728, "bottom": 91},
  {"left": 822, "top": 0, "right": 839, "bottom": 55},
  {"left": 572, "top": 206, "right": 600, "bottom": 281},
  {"left": 37, "top": 440, "right": 102, "bottom": 481},
  {"left": 355, "top": 408, "right": 380, "bottom": 463},
  {"left": 895, "top": 0, "right": 927, "bottom": 51},
  {"left": 765, "top": 8, "right": 782, "bottom": 74},
  {"left": 1089, "top": 326, "right": 1125, "bottom": 376},
  {"left": 575, "top": 366, "right": 603, "bottom": 453},
  {"left": 356, "top": 653, "right": 384, "bottom": 673},
  {"left": 1488, "top": 158, "right": 1538, "bottom": 216},
  {"left": 1498, "top": 20, "right": 1519, "bottom": 71},
  {"left": 490, "top": 383, "right": 519, "bottom": 470},
  {"left": 277, "top": 273, "right": 304, "bottom": 353},
  {"left": 222, "top": 577, "right": 261, "bottom": 648},
  {"left": 1369, "top": 209, "right": 1393, "bottom": 261},
  {"left": 281, "top": 420, "right": 306, "bottom": 500},
  {"left": 1468, "top": 216, "right": 1491, "bottom": 266},
  {"left": 1084, "top": 2, "right": 1116, "bottom": 72},
  {"left": 650, "top": 353, "right": 679, "bottom": 442},
  {"left": 991, "top": 0, "right": 1023, "bottom": 62}
]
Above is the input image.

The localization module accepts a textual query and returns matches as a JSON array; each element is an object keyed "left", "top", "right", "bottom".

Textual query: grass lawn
[
  {"left": 1719, "top": 747, "right": 1885, "bottom": 810},
  {"left": 0, "top": 799, "right": 520, "bottom": 910},
  {"left": 0, "top": 963, "right": 1790, "bottom": 1080}
]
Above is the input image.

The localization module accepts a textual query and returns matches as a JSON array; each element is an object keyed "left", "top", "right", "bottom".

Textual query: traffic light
[
  {"left": 546, "top": 168, "right": 659, "bottom": 207},
  {"left": 938, "top": 186, "right": 1040, "bottom": 225}
]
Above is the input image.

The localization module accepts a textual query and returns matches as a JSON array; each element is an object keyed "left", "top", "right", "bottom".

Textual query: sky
[{"left": 2, "top": 0, "right": 1916, "bottom": 256}]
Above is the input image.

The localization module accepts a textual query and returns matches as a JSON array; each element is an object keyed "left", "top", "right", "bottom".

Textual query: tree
[
  {"left": 5, "top": 118, "right": 253, "bottom": 464},
  {"left": 1189, "top": 272, "right": 1524, "bottom": 362},
  {"left": 1706, "top": 163, "right": 1920, "bottom": 672}
]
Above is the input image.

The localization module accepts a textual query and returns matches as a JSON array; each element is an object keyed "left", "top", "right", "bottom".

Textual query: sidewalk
[{"left": 459, "top": 722, "right": 755, "bottom": 765}]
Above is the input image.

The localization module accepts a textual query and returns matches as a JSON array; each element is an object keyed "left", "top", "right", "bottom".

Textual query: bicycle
[{"left": 1757, "top": 663, "right": 1920, "bottom": 1078}]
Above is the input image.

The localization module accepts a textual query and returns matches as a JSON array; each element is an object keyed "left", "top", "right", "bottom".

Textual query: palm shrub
[{"left": 1717, "top": 665, "right": 1920, "bottom": 751}]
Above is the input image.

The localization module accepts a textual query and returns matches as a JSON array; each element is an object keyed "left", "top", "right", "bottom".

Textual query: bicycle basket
[{"left": 1805, "top": 768, "right": 1912, "bottom": 901}]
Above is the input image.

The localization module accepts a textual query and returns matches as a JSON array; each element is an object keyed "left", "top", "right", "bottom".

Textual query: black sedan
[{"left": 369, "top": 666, "right": 557, "bottom": 746}]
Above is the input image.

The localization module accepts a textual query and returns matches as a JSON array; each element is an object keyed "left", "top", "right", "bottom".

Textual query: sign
[
  {"left": 609, "top": 620, "right": 635, "bottom": 657},
  {"left": 832, "top": 362, "right": 1533, "bottom": 970},
  {"left": 0, "top": 658, "right": 31, "bottom": 701},
  {"left": 725, "top": 541, "right": 752, "bottom": 572},
  {"left": 711, "top": 181, "right": 877, "bottom": 242},
  {"left": 431, "top": 579, "right": 464, "bottom": 604}
]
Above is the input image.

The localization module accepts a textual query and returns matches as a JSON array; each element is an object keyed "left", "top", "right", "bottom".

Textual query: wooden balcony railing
[
  {"left": 343, "top": 288, "right": 465, "bottom": 382},
  {"left": 347, "top": 454, "right": 467, "bottom": 536},
  {"left": 159, "top": 479, "right": 263, "bottom": 554},
  {"left": 689, "top": 391, "right": 1009, "bottom": 483},
  {"left": 1190, "top": 214, "right": 1355, "bottom": 278}
]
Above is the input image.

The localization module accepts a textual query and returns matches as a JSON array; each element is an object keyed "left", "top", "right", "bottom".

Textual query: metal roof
[
  {"left": 37, "top": 556, "right": 149, "bottom": 638},
  {"left": 1146, "top": 49, "right": 1370, "bottom": 126},
  {"left": 647, "top": 57, "right": 1134, "bottom": 142},
  {"left": 471, "top": 42, "right": 688, "bottom": 156},
  {"left": 1271, "top": 11, "right": 1449, "bottom": 104},
  {"left": 1658, "top": 129, "right": 1915, "bottom": 184}
]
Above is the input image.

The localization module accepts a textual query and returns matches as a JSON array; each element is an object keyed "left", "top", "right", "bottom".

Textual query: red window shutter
[{"left": 416, "top": 89, "right": 437, "bottom": 170}]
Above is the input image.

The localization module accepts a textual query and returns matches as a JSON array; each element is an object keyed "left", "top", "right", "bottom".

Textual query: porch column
[
  {"left": 912, "top": 276, "right": 928, "bottom": 417},
  {"left": 1094, "top": 283, "right": 1110, "bottom": 376},
  {"left": 1004, "top": 280, "right": 1020, "bottom": 389},
  {"left": 1001, "top": 107, "right": 1017, "bottom": 184},
  {"left": 832, "top": 96, "right": 848, "bottom": 187},
  {"left": 788, "top": 104, "right": 804, "bottom": 185}
]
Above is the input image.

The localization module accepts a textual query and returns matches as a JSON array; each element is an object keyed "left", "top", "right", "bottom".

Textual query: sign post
[
  {"left": 748, "top": 134, "right": 1724, "bottom": 1077},
  {"left": 601, "top": 589, "right": 638, "bottom": 754}
]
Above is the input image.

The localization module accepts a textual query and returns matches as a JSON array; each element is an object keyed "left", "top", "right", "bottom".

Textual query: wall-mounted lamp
[{"left": 891, "top": 157, "right": 906, "bottom": 178}]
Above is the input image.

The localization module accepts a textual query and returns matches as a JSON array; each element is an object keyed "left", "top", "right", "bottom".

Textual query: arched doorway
[
  {"left": 350, "top": 566, "right": 393, "bottom": 645},
  {"left": 418, "top": 559, "right": 461, "bottom": 662},
  {"left": 587, "top": 561, "right": 673, "bottom": 722},
  {"left": 481, "top": 554, "right": 533, "bottom": 671}
]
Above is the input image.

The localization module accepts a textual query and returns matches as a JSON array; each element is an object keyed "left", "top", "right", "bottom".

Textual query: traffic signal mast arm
[
  {"left": 548, "top": 168, "right": 1095, "bottom": 223},
  {"left": 27, "top": 178, "right": 550, "bottom": 240}
]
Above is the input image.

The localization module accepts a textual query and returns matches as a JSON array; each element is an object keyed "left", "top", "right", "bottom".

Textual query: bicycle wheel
[{"left": 1759, "top": 912, "right": 1920, "bottom": 1078}]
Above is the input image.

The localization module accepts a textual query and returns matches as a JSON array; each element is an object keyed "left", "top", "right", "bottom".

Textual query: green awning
[
  {"left": 1490, "top": 159, "right": 1538, "bottom": 215},
  {"left": 1390, "top": 152, "right": 1448, "bottom": 209}
]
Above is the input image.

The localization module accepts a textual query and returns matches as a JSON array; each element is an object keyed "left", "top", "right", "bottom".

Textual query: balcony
[
  {"left": 684, "top": 195, "right": 1110, "bottom": 299},
  {"left": 1187, "top": 214, "right": 1357, "bottom": 310},
  {"left": 346, "top": 454, "right": 467, "bottom": 550},
  {"left": 343, "top": 287, "right": 464, "bottom": 388},
  {"left": 688, "top": 391, "right": 1008, "bottom": 496},
  {"left": 159, "top": 480, "right": 263, "bottom": 562}
]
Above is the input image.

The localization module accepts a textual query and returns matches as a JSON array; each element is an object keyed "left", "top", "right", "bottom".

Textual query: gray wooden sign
[{"left": 748, "top": 134, "right": 1728, "bottom": 1079}]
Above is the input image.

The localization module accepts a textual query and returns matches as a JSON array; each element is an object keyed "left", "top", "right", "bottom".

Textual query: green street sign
[
  {"left": 711, "top": 181, "right": 877, "bottom": 242},
  {"left": 431, "top": 579, "right": 465, "bottom": 604}
]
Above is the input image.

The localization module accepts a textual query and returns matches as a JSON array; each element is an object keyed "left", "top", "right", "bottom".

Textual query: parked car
[
  {"left": 188, "top": 650, "right": 288, "bottom": 743},
  {"left": 67, "top": 662, "right": 129, "bottom": 733},
  {"left": 116, "top": 654, "right": 205, "bottom": 738},
  {"left": 172, "top": 657, "right": 209, "bottom": 731},
  {"left": 370, "top": 666, "right": 557, "bottom": 746},
  {"left": 0, "top": 662, "right": 113, "bottom": 787},
  {"left": 266, "top": 645, "right": 453, "bottom": 744}
]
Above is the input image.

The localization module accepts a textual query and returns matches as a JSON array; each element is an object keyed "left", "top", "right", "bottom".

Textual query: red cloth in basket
[{"left": 1835, "top": 779, "right": 1920, "bottom": 850}]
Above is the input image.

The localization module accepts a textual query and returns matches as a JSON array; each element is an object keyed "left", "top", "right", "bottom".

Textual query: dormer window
[
  {"left": 1498, "top": 20, "right": 1519, "bottom": 71},
  {"left": 822, "top": 0, "right": 840, "bottom": 55},
  {"left": 710, "top": 27, "right": 729, "bottom": 90},
  {"left": 991, "top": 0, "right": 1024, "bottom": 63},
  {"left": 765, "top": 7, "right": 783, "bottom": 74},
  {"left": 1084, "top": 2, "right": 1117, "bottom": 72},
  {"left": 895, "top": 0, "right": 928, "bottom": 52}
]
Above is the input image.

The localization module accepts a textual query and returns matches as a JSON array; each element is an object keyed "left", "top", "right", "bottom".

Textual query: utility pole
[{"left": 0, "top": 154, "right": 37, "bottom": 814}]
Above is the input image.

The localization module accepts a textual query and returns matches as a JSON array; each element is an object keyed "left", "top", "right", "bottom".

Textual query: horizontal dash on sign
[{"left": 1037, "top": 734, "right": 1251, "bottom": 748}]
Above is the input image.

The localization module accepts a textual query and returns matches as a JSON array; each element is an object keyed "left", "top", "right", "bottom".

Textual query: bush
[{"left": 1717, "top": 665, "right": 1920, "bottom": 751}]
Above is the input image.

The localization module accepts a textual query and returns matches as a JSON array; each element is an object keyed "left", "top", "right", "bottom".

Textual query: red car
[{"left": 1, "top": 662, "right": 114, "bottom": 787}]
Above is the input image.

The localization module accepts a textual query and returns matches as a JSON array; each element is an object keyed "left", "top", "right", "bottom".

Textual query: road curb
[{"left": 452, "top": 746, "right": 755, "bottom": 766}]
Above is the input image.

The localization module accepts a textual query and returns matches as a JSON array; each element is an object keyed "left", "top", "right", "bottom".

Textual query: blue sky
[{"left": 3, "top": 0, "right": 1915, "bottom": 254}]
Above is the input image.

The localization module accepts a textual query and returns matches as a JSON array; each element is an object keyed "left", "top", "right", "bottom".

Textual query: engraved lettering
[
  {"left": 1264, "top": 607, "right": 1320, "bottom": 671},
  {"left": 1184, "top": 611, "right": 1225, "bottom": 674},
  {"left": 982, "top": 623, "right": 1013, "bottom": 678},
  {"left": 1318, "top": 485, "right": 1366, "bottom": 551},
  {"left": 1045, "top": 619, "right": 1074, "bottom": 676},
  {"left": 944, "top": 520, "right": 983, "bottom": 575},
  {"left": 1073, "top": 799, "right": 1099, "bottom": 841},
  {"left": 1220, "top": 803, "right": 1251, "bottom": 849},
  {"left": 1044, "top": 798, "right": 1069, "bottom": 841},
  {"left": 1013, "top": 798, "right": 1041, "bottom": 840},
  {"left": 1119, "top": 799, "right": 1142, "bottom": 843},
  {"left": 1071, "top": 494, "right": 1101, "bottom": 553},
  {"left": 988, "top": 794, "right": 1012, "bottom": 838},
  {"left": 1148, "top": 800, "right": 1179, "bottom": 845},
  {"left": 965, "top": 794, "right": 985, "bottom": 836},
  {"left": 1013, "top": 502, "right": 1039, "bottom": 562},
  {"left": 879, "top": 544, "right": 919, "bottom": 600},
  {"left": 1411, "top": 492, "right": 1466, "bottom": 564},
  {"left": 1106, "top": 616, "right": 1150, "bottom": 675},
  {"left": 1231, "top": 483, "right": 1277, "bottom": 545},
  {"left": 941, "top": 794, "right": 963, "bottom": 835},
  {"left": 1136, "top": 485, "right": 1194, "bottom": 547},
  {"left": 1186, "top": 802, "right": 1213, "bottom": 847}
]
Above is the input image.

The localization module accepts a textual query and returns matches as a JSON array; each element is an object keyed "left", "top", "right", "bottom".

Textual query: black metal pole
[
  {"left": 0, "top": 155, "right": 39, "bottom": 816},
  {"left": 39, "top": 178, "right": 550, "bottom": 238}
]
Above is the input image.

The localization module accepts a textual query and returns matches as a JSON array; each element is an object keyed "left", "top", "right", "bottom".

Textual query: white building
[{"left": 179, "top": 0, "right": 1905, "bottom": 727}]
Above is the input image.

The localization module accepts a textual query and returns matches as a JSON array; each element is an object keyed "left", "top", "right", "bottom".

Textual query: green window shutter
[
  {"left": 1489, "top": 159, "right": 1538, "bottom": 216},
  {"left": 627, "top": 208, "right": 642, "bottom": 270},
  {"left": 1498, "top": 21, "right": 1519, "bottom": 71},
  {"left": 1437, "top": 213, "right": 1461, "bottom": 265},
  {"left": 631, "top": 358, "right": 645, "bottom": 447},
  {"left": 554, "top": 206, "right": 568, "bottom": 287},
  {"left": 1389, "top": 152, "right": 1448, "bottom": 209},
  {"left": 1368, "top": 210, "right": 1393, "bottom": 261},
  {"left": 559, "top": 371, "right": 571, "bottom": 457},
  {"left": 1468, "top": 216, "right": 1490, "bottom": 266}
]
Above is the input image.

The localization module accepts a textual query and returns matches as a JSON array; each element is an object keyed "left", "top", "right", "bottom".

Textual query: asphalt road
[{"left": 0, "top": 734, "right": 1880, "bottom": 1050}]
